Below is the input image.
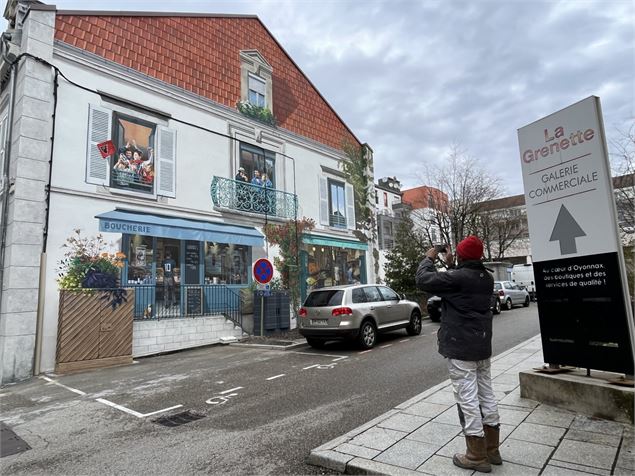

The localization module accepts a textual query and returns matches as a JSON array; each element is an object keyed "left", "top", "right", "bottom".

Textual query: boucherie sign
[{"left": 517, "top": 96, "right": 634, "bottom": 375}]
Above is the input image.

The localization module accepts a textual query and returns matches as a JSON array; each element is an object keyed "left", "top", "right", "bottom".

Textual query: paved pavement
[{"left": 307, "top": 335, "right": 635, "bottom": 475}]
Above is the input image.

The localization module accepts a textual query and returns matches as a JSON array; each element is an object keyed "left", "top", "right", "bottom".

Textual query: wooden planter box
[{"left": 55, "top": 289, "right": 134, "bottom": 374}]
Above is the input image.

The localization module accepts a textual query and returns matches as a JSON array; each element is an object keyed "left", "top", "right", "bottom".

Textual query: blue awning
[
  {"left": 96, "top": 209, "right": 264, "bottom": 247},
  {"left": 303, "top": 234, "right": 368, "bottom": 250}
]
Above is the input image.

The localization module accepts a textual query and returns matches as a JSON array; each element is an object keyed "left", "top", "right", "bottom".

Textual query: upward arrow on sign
[{"left": 549, "top": 205, "right": 586, "bottom": 255}]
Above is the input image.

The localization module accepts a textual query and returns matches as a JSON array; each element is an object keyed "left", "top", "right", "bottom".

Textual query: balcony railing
[{"left": 210, "top": 176, "right": 298, "bottom": 219}]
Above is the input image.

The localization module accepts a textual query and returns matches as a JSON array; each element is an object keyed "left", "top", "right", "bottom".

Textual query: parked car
[
  {"left": 427, "top": 291, "right": 501, "bottom": 322},
  {"left": 298, "top": 284, "right": 422, "bottom": 349},
  {"left": 495, "top": 280, "right": 530, "bottom": 310}
]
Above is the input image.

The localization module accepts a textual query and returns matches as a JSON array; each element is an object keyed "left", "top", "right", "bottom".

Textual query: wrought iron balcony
[{"left": 210, "top": 176, "right": 298, "bottom": 220}]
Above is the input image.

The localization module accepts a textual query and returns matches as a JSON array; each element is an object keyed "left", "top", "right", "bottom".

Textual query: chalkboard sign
[
  {"left": 185, "top": 241, "right": 200, "bottom": 284},
  {"left": 186, "top": 287, "right": 202, "bottom": 315}
]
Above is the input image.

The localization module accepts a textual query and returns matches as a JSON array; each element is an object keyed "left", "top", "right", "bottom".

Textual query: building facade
[{"left": 0, "top": 1, "right": 374, "bottom": 383}]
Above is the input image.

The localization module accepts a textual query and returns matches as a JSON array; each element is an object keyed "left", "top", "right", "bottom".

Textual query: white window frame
[{"left": 248, "top": 73, "right": 266, "bottom": 108}]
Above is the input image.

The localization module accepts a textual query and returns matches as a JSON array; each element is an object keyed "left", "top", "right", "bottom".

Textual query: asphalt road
[{"left": 0, "top": 304, "right": 540, "bottom": 475}]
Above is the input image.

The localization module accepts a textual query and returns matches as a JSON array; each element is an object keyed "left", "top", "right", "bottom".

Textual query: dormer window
[
  {"left": 240, "top": 50, "right": 273, "bottom": 112},
  {"left": 248, "top": 73, "right": 266, "bottom": 108}
]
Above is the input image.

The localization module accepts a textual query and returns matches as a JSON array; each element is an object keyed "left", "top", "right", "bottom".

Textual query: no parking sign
[{"left": 252, "top": 258, "right": 273, "bottom": 285}]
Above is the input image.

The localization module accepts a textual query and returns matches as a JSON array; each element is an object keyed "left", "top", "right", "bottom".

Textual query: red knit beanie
[{"left": 456, "top": 235, "right": 483, "bottom": 261}]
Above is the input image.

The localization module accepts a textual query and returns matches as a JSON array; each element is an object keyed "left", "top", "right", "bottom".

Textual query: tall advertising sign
[{"left": 518, "top": 96, "right": 634, "bottom": 375}]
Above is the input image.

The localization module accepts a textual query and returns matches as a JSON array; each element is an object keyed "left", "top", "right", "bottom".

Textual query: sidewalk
[{"left": 307, "top": 335, "right": 634, "bottom": 475}]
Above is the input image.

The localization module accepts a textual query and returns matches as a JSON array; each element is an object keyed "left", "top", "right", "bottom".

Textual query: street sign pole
[
  {"left": 518, "top": 96, "right": 634, "bottom": 376},
  {"left": 253, "top": 258, "right": 274, "bottom": 337}
]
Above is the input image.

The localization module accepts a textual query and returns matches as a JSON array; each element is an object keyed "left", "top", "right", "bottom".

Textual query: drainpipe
[
  {"left": 0, "top": 35, "right": 18, "bottom": 296},
  {"left": 33, "top": 68, "right": 57, "bottom": 375}
]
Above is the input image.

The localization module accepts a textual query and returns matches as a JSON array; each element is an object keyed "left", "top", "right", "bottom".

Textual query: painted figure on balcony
[
  {"left": 251, "top": 170, "right": 262, "bottom": 186},
  {"left": 235, "top": 166, "right": 248, "bottom": 183}
]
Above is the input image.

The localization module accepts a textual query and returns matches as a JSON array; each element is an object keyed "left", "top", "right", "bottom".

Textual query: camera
[{"left": 434, "top": 244, "right": 447, "bottom": 253}]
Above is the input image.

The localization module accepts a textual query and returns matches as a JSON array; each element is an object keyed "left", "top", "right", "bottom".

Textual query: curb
[{"left": 229, "top": 340, "right": 309, "bottom": 351}]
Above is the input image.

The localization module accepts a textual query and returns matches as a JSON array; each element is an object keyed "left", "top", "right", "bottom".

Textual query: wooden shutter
[
  {"left": 345, "top": 182, "right": 356, "bottom": 230},
  {"left": 319, "top": 176, "right": 329, "bottom": 226},
  {"left": 157, "top": 126, "right": 177, "bottom": 198},
  {"left": 86, "top": 104, "right": 111, "bottom": 185}
]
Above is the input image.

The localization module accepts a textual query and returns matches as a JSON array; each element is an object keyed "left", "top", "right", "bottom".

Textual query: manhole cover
[
  {"left": 1, "top": 422, "right": 31, "bottom": 458},
  {"left": 152, "top": 410, "right": 205, "bottom": 427}
]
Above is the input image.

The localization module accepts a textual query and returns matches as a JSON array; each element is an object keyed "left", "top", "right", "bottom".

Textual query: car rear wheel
[
  {"left": 505, "top": 298, "right": 513, "bottom": 310},
  {"left": 493, "top": 299, "right": 501, "bottom": 315},
  {"left": 407, "top": 310, "right": 422, "bottom": 336},
  {"left": 306, "top": 338, "right": 326, "bottom": 349},
  {"left": 358, "top": 320, "right": 377, "bottom": 349},
  {"left": 523, "top": 296, "right": 530, "bottom": 307}
]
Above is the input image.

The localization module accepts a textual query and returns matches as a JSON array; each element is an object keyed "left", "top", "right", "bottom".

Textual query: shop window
[
  {"left": 86, "top": 105, "right": 177, "bottom": 198},
  {"left": 204, "top": 242, "right": 249, "bottom": 285},
  {"left": 239, "top": 142, "right": 275, "bottom": 186},
  {"left": 248, "top": 73, "right": 266, "bottom": 108},
  {"left": 305, "top": 245, "right": 363, "bottom": 291},
  {"left": 126, "top": 235, "right": 155, "bottom": 284}
]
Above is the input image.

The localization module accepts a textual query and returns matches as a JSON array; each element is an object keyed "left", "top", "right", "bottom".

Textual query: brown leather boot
[
  {"left": 484, "top": 424, "right": 502, "bottom": 465},
  {"left": 453, "top": 435, "right": 492, "bottom": 473}
]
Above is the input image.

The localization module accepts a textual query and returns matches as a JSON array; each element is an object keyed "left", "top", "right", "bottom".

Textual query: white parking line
[
  {"left": 219, "top": 387, "right": 243, "bottom": 394},
  {"left": 303, "top": 364, "right": 319, "bottom": 370},
  {"left": 96, "top": 398, "right": 183, "bottom": 418},
  {"left": 399, "top": 339, "right": 409, "bottom": 343},
  {"left": 359, "top": 349, "right": 373, "bottom": 354},
  {"left": 40, "top": 376, "right": 87, "bottom": 396},
  {"left": 266, "top": 374, "right": 285, "bottom": 381},
  {"left": 379, "top": 344, "right": 392, "bottom": 348}
]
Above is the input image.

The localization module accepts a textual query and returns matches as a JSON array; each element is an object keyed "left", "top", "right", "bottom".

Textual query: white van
[{"left": 511, "top": 264, "right": 536, "bottom": 301}]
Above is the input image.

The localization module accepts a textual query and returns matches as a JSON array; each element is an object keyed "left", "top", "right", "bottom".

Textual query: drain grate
[
  {"left": 1, "top": 422, "right": 31, "bottom": 458},
  {"left": 152, "top": 410, "right": 205, "bottom": 427}
]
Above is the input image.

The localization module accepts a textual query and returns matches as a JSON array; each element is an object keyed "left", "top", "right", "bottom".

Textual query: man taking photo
[{"left": 416, "top": 235, "right": 501, "bottom": 473}]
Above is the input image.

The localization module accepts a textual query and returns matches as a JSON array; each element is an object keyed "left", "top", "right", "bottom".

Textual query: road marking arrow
[{"left": 549, "top": 204, "right": 586, "bottom": 255}]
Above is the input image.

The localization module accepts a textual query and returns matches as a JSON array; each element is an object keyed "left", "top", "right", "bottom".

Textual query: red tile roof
[
  {"left": 402, "top": 186, "right": 448, "bottom": 211},
  {"left": 54, "top": 12, "right": 361, "bottom": 151}
]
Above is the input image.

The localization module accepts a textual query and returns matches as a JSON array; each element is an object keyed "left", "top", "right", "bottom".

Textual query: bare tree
[
  {"left": 477, "top": 207, "right": 528, "bottom": 260},
  {"left": 610, "top": 125, "right": 635, "bottom": 239},
  {"left": 414, "top": 145, "right": 503, "bottom": 250}
]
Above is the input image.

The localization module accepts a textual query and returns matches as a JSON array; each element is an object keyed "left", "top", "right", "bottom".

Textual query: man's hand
[{"left": 426, "top": 247, "right": 439, "bottom": 260}]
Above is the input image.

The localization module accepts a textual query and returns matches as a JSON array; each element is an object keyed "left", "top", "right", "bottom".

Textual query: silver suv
[
  {"left": 494, "top": 281, "right": 530, "bottom": 310},
  {"left": 298, "top": 284, "right": 422, "bottom": 349}
]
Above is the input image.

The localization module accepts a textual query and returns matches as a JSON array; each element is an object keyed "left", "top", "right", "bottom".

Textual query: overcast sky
[{"left": 5, "top": 0, "right": 634, "bottom": 196}]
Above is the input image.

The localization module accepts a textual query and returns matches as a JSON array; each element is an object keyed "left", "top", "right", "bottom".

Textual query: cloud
[{"left": 3, "top": 0, "right": 633, "bottom": 196}]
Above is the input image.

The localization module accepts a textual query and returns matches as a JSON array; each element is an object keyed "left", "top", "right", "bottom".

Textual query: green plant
[
  {"left": 263, "top": 217, "right": 315, "bottom": 315},
  {"left": 57, "top": 229, "right": 125, "bottom": 290},
  {"left": 237, "top": 100, "right": 277, "bottom": 127},
  {"left": 384, "top": 214, "right": 429, "bottom": 305},
  {"left": 341, "top": 141, "right": 379, "bottom": 281}
]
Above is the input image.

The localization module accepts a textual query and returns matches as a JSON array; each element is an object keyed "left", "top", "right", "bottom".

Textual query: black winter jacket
[{"left": 416, "top": 257, "right": 494, "bottom": 361}]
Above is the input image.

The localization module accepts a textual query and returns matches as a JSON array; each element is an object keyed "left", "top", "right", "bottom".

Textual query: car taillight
[
  {"left": 299, "top": 307, "right": 308, "bottom": 317},
  {"left": 332, "top": 307, "right": 353, "bottom": 316},
  {"left": 498, "top": 290, "right": 505, "bottom": 297}
]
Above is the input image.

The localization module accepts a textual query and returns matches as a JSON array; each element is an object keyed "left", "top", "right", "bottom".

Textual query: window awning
[
  {"left": 96, "top": 209, "right": 264, "bottom": 247},
  {"left": 302, "top": 234, "right": 368, "bottom": 250}
]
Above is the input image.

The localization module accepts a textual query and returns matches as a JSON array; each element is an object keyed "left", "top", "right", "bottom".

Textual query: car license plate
[{"left": 310, "top": 319, "right": 328, "bottom": 326}]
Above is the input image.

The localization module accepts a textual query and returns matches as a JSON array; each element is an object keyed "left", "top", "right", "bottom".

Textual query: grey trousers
[{"left": 447, "top": 358, "right": 500, "bottom": 437}]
